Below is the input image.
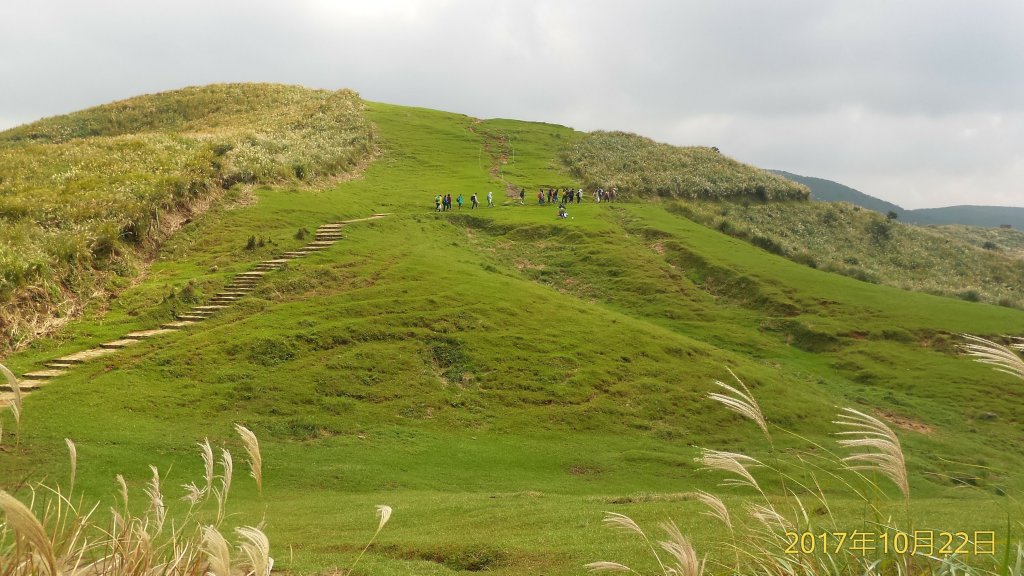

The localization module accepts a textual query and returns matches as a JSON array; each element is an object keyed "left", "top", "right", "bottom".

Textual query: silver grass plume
[
  {"left": 599, "top": 512, "right": 669, "bottom": 575},
  {"left": 347, "top": 504, "right": 395, "bottom": 575},
  {"left": 65, "top": 438, "right": 77, "bottom": 494},
  {"left": 960, "top": 334, "right": 1024, "bottom": 381},
  {"left": 200, "top": 438, "right": 215, "bottom": 498},
  {"left": 659, "top": 520, "right": 704, "bottom": 576},
  {"left": 145, "top": 465, "right": 167, "bottom": 534},
  {"left": 690, "top": 490, "right": 732, "bottom": 531},
  {"left": 116, "top": 474, "right": 129, "bottom": 512},
  {"left": 0, "top": 489, "right": 59, "bottom": 576},
  {"left": 834, "top": 407, "right": 909, "bottom": 500},
  {"left": 235, "top": 424, "right": 263, "bottom": 496},
  {"left": 236, "top": 525, "right": 272, "bottom": 576},
  {"left": 1, "top": 363, "right": 22, "bottom": 440},
  {"left": 201, "top": 525, "right": 232, "bottom": 576},
  {"left": 585, "top": 561, "right": 635, "bottom": 572},
  {"left": 708, "top": 368, "right": 770, "bottom": 441},
  {"left": 695, "top": 449, "right": 765, "bottom": 496}
]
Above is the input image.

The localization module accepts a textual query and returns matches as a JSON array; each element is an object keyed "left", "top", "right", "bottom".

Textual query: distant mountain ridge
[{"left": 772, "top": 170, "right": 1024, "bottom": 229}]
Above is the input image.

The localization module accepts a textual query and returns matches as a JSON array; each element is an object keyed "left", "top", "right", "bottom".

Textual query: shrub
[
  {"left": 560, "top": 131, "right": 809, "bottom": 201},
  {"left": 959, "top": 290, "right": 982, "bottom": 302}
]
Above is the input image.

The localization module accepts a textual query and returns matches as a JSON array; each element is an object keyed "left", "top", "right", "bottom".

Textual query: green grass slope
[
  {"left": 0, "top": 83, "right": 373, "bottom": 351},
  {"left": 674, "top": 200, "right": 1024, "bottom": 308},
  {"left": 1, "top": 96, "right": 1023, "bottom": 574}
]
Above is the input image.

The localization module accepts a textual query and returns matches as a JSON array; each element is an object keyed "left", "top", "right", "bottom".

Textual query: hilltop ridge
[{"left": 773, "top": 169, "right": 1024, "bottom": 229}]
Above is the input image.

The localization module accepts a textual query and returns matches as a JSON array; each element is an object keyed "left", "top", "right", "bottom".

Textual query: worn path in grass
[{"left": 2, "top": 101, "right": 1023, "bottom": 574}]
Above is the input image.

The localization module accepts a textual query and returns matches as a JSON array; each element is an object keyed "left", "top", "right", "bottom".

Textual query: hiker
[
  {"left": 487, "top": 191, "right": 494, "bottom": 207},
  {"left": 446, "top": 194, "right": 453, "bottom": 211},
  {"left": 558, "top": 205, "right": 568, "bottom": 219},
  {"left": 519, "top": 188, "right": 525, "bottom": 205},
  {"left": 538, "top": 190, "right": 544, "bottom": 205},
  {"left": 457, "top": 194, "right": 464, "bottom": 209},
  {"left": 471, "top": 193, "right": 479, "bottom": 209},
  {"left": 576, "top": 188, "right": 582, "bottom": 204},
  {"left": 435, "top": 195, "right": 442, "bottom": 211}
]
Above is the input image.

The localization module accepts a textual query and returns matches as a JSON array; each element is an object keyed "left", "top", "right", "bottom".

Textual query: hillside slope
[
  {"left": 0, "top": 83, "right": 374, "bottom": 351},
  {"left": 1, "top": 95, "right": 1023, "bottom": 574},
  {"left": 563, "top": 131, "right": 809, "bottom": 200},
  {"left": 771, "top": 169, "right": 903, "bottom": 214}
]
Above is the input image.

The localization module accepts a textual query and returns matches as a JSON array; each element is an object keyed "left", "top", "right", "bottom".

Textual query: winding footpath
[{"left": 1, "top": 215, "right": 388, "bottom": 407}]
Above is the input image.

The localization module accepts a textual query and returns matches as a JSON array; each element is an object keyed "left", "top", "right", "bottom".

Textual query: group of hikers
[
  {"left": 432, "top": 185, "right": 620, "bottom": 218},
  {"left": 533, "top": 186, "right": 619, "bottom": 206},
  {"left": 435, "top": 191, "right": 495, "bottom": 211}
]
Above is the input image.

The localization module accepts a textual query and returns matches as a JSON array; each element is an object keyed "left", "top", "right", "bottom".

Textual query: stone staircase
[{"left": 1, "top": 215, "right": 388, "bottom": 406}]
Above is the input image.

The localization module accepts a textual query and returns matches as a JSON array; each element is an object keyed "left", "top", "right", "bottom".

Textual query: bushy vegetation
[
  {"left": 560, "top": 131, "right": 809, "bottom": 201},
  {"left": 0, "top": 83, "right": 374, "bottom": 350},
  {"left": 674, "top": 200, "right": 1024, "bottom": 308},
  {"left": 926, "top": 224, "right": 1024, "bottom": 260}
]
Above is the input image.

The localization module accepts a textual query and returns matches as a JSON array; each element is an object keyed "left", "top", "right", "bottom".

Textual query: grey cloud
[{"left": 1, "top": 0, "right": 1022, "bottom": 207}]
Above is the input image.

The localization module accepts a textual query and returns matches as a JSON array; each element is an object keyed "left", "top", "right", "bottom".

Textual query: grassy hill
[
  {"left": 1, "top": 90, "right": 1023, "bottom": 574},
  {"left": 0, "top": 83, "right": 374, "bottom": 352},
  {"left": 673, "top": 200, "right": 1024, "bottom": 308},
  {"left": 563, "top": 131, "right": 809, "bottom": 200}
]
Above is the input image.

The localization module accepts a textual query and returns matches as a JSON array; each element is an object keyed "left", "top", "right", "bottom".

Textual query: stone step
[
  {"left": 125, "top": 328, "right": 179, "bottom": 339},
  {"left": 185, "top": 310, "right": 215, "bottom": 317},
  {"left": 176, "top": 314, "right": 207, "bottom": 322},
  {"left": 236, "top": 271, "right": 268, "bottom": 277},
  {"left": 162, "top": 321, "right": 197, "bottom": 329},
  {"left": 24, "top": 369, "right": 68, "bottom": 380},
  {"left": 318, "top": 223, "right": 344, "bottom": 229},
  {"left": 3, "top": 379, "right": 45, "bottom": 391},
  {"left": 0, "top": 391, "right": 21, "bottom": 407},
  {"left": 254, "top": 265, "right": 282, "bottom": 271},
  {"left": 55, "top": 348, "right": 117, "bottom": 364},
  {"left": 261, "top": 259, "right": 290, "bottom": 265},
  {"left": 281, "top": 251, "right": 306, "bottom": 257},
  {"left": 193, "top": 305, "right": 230, "bottom": 311},
  {"left": 99, "top": 339, "right": 142, "bottom": 350},
  {"left": 216, "top": 291, "right": 249, "bottom": 296},
  {"left": 209, "top": 297, "right": 239, "bottom": 304},
  {"left": 45, "top": 361, "right": 76, "bottom": 369},
  {"left": 308, "top": 241, "right": 336, "bottom": 247}
]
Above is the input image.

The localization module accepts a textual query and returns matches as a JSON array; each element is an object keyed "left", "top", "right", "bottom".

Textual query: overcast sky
[{"left": 2, "top": 0, "right": 1022, "bottom": 209}]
